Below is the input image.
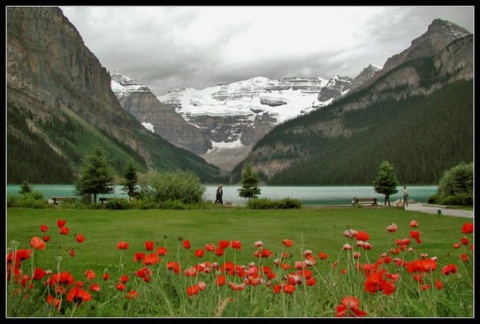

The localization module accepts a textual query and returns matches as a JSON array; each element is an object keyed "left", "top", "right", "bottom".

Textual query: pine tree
[
  {"left": 121, "top": 163, "right": 138, "bottom": 201},
  {"left": 74, "top": 146, "right": 116, "bottom": 204},
  {"left": 373, "top": 160, "right": 399, "bottom": 206},
  {"left": 238, "top": 164, "right": 261, "bottom": 200},
  {"left": 19, "top": 180, "right": 32, "bottom": 195}
]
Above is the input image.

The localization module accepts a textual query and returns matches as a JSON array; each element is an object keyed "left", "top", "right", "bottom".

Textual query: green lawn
[{"left": 7, "top": 207, "right": 470, "bottom": 279}]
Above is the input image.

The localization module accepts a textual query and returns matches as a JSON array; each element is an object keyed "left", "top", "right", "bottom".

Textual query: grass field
[
  {"left": 6, "top": 206, "right": 470, "bottom": 279},
  {"left": 6, "top": 206, "right": 474, "bottom": 317}
]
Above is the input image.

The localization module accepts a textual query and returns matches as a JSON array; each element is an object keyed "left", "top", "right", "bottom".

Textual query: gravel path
[{"left": 404, "top": 203, "right": 473, "bottom": 218}]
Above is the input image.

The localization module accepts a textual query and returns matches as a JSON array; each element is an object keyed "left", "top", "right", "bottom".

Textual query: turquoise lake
[{"left": 7, "top": 184, "right": 437, "bottom": 206}]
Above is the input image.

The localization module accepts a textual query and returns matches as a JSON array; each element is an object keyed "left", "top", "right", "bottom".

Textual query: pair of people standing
[{"left": 214, "top": 184, "right": 223, "bottom": 205}]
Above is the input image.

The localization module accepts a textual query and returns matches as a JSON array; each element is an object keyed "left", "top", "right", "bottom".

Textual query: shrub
[
  {"left": 7, "top": 192, "right": 49, "bottom": 208},
  {"left": 426, "top": 193, "right": 440, "bottom": 204},
  {"left": 105, "top": 198, "right": 130, "bottom": 210},
  {"left": 436, "top": 162, "right": 473, "bottom": 206},
  {"left": 137, "top": 170, "right": 206, "bottom": 204},
  {"left": 247, "top": 197, "right": 302, "bottom": 209},
  {"left": 247, "top": 198, "right": 276, "bottom": 209},
  {"left": 439, "top": 193, "right": 473, "bottom": 206}
]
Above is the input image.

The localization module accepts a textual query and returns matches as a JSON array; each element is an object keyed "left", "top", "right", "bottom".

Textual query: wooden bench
[
  {"left": 353, "top": 198, "right": 378, "bottom": 206},
  {"left": 51, "top": 197, "right": 77, "bottom": 205}
]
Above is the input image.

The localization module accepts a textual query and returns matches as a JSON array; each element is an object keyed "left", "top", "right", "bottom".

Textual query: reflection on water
[{"left": 7, "top": 184, "right": 437, "bottom": 206}]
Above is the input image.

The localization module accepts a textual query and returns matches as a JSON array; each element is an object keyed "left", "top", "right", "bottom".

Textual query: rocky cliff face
[
  {"left": 341, "top": 19, "right": 472, "bottom": 111},
  {"left": 7, "top": 7, "right": 222, "bottom": 184},
  {"left": 110, "top": 72, "right": 212, "bottom": 154},
  {"left": 7, "top": 7, "right": 151, "bottom": 165}
]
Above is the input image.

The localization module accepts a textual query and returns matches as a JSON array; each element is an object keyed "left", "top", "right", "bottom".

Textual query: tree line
[{"left": 244, "top": 80, "right": 473, "bottom": 185}]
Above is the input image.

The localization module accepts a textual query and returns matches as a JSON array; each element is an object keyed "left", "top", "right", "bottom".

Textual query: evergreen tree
[
  {"left": 74, "top": 146, "right": 116, "bottom": 204},
  {"left": 121, "top": 163, "right": 138, "bottom": 201},
  {"left": 19, "top": 180, "right": 32, "bottom": 195},
  {"left": 373, "top": 160, "right": 399, "bottom": 206},
  {"left": 238, "top": 164, "right": 261, "bottom": 200}
]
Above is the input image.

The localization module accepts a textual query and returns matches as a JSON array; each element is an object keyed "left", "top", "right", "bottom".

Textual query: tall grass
[{"left": 6, "top": 207, "right": 474, "bottom": 317}]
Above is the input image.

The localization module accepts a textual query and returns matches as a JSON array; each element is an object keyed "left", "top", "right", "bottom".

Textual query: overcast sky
[{"left": 59, "top": 6, "right": 474, "bottom": 96}]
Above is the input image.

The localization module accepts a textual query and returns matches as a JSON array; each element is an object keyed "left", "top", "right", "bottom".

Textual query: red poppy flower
[
  {"left": 76, "top": 234, "right": 85, "bottom": 243},
  {"left": 255, "top": 248, "right": 273, "bottom": 258},
  {"left": 33, "top": 268, "right": 46, "bottom": 280},
  {"left": 364, "top": 270, "right": 395, "bottom": 295},
  {"left": 39, "top": 224, "right": 48, "bottom": 232},
  {"left": 453, "top": 243, "right": 461, "bottom": 249},
  {"left": 460, "top": 253, "right": 469, "bottom": 262},
  {"left": 215, "top": 247, "right": 224, "bottom": 256},
  {"left": 30, "top": 236, "right": 46, "bottom": 250},
  {"left": 183, "top": 239, "right": 191, "bottom": 249},
  {"left": 406, "top": 259, "right": 437, "bottom": 273},
  {"left": 117, "top": 241, "right": 129, "bottom": 250},
  {"left": 156, "top": 246, "right": 167, "bottom": 256},
  {"left": 336, "top": 296, "right": 367, "bottom": 317},
  {"left": 194, "top": 249, "right": 205, "bottom": 258},
  {"left": 185, "top": 267, "right": 197, "bottom": 277},
  {"left": 69, "top": 249, "right": 75, "bottom": 257},
  {"left": 355, "top": 231, "right": 370, "bottom": 241},
  {"left": 441, "top": 264, "right": 458, "bottom": 275},
  {"left": 60, "top": 227, "right": 70, "bottom": 235},
  {"left": 66, "top": 286, "right": 92, "bottom": 305},
  {"left": 89, "top": 283, "right": 101, "bottom": 292},
  {"left": 102, "top": 273, "right": 110, "bottom": 281},
  {"left": 409, "top": 220, "right": 418, "bottom": 227},
  {"left": 282, "top": 239, "right": 294, "bottom": 247},
  {"left": 205, "top": 243, "right": 215, "bottom": 252},
  {"left": 85, "top": 270, "right": 96, "bottom": 281},
  {"left": 273, "top": 284, "right": 282, "bottom": 294},
  {"left": 283, "top": 284, "right": 296, "bottom": 294},
  {"left": 126, "top": 291, "right": 139, "bottom": 299},
  {"left": 133, "top": 252, "right": 145, "bottom": 262},
  {"left": 409, "top": 230, "right": 422, "bottom": 243},
  {"left": 143, "top": 253, "right": 161, "bottom": 265},
  {"left": 47, "top": 295, "right": 61, "bottom": 311},
  {"left": 461, "top": 237, "right": 469, "bottom": 245},
  {"left": 197, "top": 281, "right": 207, "bottom": 291},
  {"left": 435, "top": 279, "right": 444, "bottom": 289},
  {"left": 254, "top": 240, "right": 264, "bottom": 247},
  {"left": 386, "top": 224, "right": 398, "bottom": 232},
  {"left": 116, "top": 283, "right": 126, "bottom": 291},
  {"left": 57, "top": 219, "right": 66, "bottom": 228},
  {"left": 228, "top": 282, "right": 245, "bottom": 291},
  {"left": 216, "top": 275, "right": 226, "bottom": 286},
  {"left": 218, "top": 240, "right": 229, "bottom": 249},
  {"left": 136, "top": 267, "right": 151, "bottom": 278},
  {"left": 145, "top": 240, "right": 154, "bottom": 251},
  {"left": 318, "top": 252, "right": 328, "bottom": 260},
  {"left": 462, "top": 222, "right": 473, "bottom": 234},
  {"left": 187, "top": 285, "right": 199, "bottom": 297},
  {"left": 42, "top": 235, "right": 50, "bottom": 242},
  {"left": 167, "top": 261, "right": 181, "bottom": 274},
  {"left": 120, "top": 275, "right": 129, "bottom": 283},
  {"left": 231, "top": 240, "right": 242, "bottom": 250}
]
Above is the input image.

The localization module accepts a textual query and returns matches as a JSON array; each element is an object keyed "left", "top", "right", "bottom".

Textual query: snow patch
[
  {"left": 206, "top": 139, "right": 245, "bottom": 154},
  {"left": 142, "top": 122, "right": 155, "bottom": 133}
]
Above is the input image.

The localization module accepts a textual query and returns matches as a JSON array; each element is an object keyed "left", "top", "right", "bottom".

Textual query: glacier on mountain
[{"left": 157, "top": 76, "right": 332, "bottom": 125}]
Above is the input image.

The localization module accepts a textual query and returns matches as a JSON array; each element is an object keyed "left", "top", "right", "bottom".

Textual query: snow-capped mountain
[
  {"left": 156, "top": 73, "right": 375, "bottom": 171},
  {"left": 110, "top": 68, "right": 376, "bottom": 173}
]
